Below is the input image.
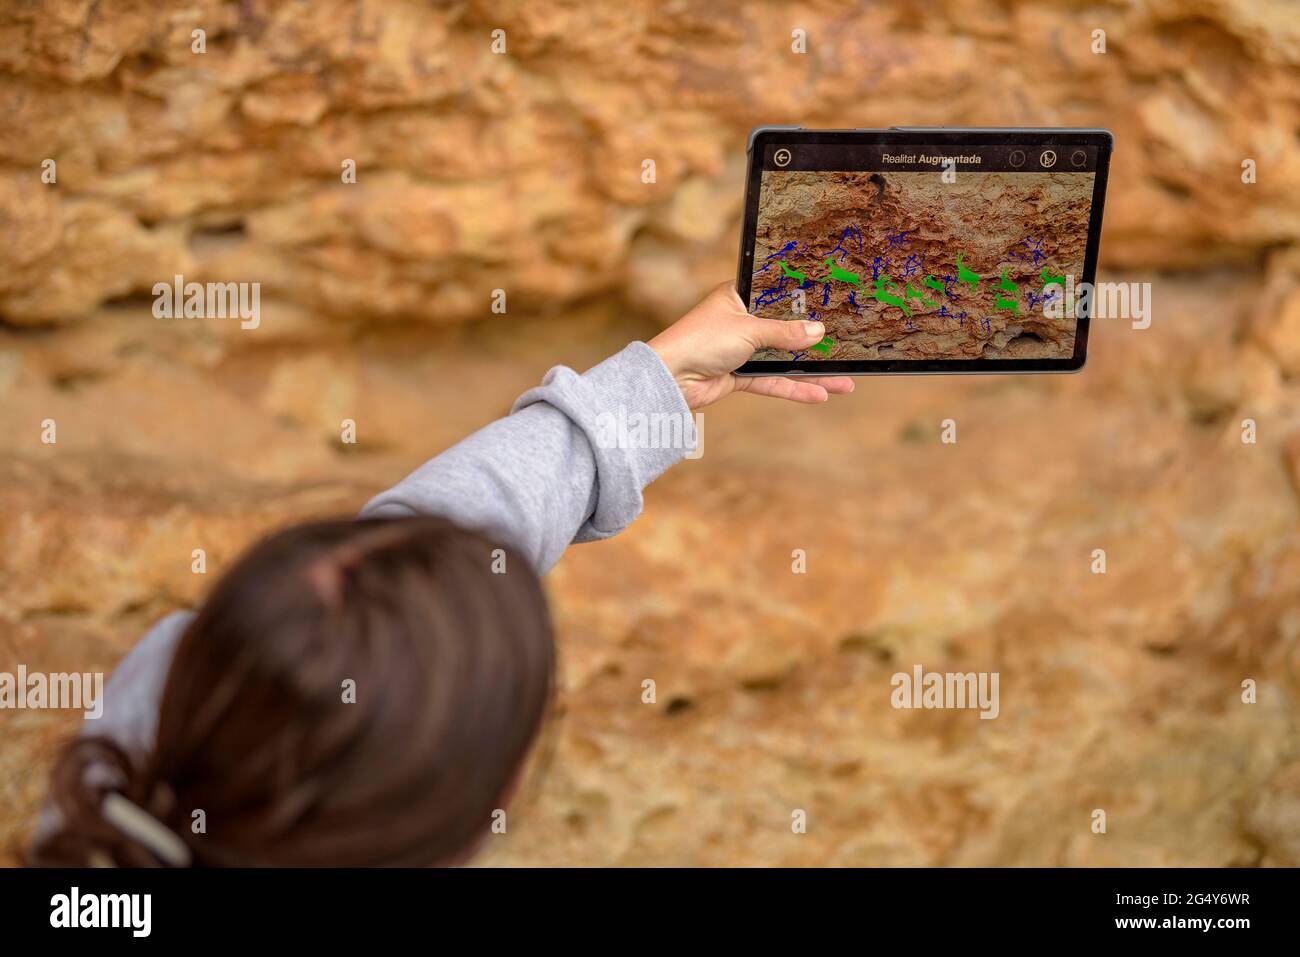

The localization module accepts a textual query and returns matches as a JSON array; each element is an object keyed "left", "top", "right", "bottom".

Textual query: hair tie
[{"left": 101, "top": 792, "right": 193, "bottom": 867}]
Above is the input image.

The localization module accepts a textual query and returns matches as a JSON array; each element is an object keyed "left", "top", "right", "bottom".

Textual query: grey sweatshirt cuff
[{"left": 513, "top": 341, "right": 695, "bottom": 543}]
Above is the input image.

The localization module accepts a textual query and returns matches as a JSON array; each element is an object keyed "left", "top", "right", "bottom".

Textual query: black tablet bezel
[{"left": 734, "top": 127, "right": 1113, "bottom": 375}]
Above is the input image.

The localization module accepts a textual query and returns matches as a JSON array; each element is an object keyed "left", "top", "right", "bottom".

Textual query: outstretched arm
[{"left": 361, "top": 283, "right": 853, "bottom": 573}]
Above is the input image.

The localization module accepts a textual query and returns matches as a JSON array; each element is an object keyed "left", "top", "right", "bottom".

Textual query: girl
[{"left": 29, "top": 284, "right": 852, "bottom": 867}]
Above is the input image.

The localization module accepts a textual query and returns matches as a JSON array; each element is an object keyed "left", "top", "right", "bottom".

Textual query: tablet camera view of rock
[{"left": 748, "top": 170, "right": 1095, "bottom": 361}]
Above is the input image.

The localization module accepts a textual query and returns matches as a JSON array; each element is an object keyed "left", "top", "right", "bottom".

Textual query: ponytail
[{"left": 28, "top": 737, "right": 193, "bottom": 868}]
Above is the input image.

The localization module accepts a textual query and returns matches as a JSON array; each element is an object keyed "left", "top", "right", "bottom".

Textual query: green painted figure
[
  {"left": 905, "top": 283, "right": 938, "bottom": 309},
  {"left": 823, "top": 258, "right": 862, "bottom": 287},
  {"left": 1039, "top": 267, "right": 1065, "bottom": 288},
  {"left": 873, "top": 273, "right": 911, "bottom": 316},
  {"left": 956, "top": 253, "right": 980, "bottom": 290},
  {"left": 995, "top": 268, "right": 1019, "bottom": 314}
]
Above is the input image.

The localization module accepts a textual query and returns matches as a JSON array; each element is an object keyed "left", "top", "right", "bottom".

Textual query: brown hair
[{"left": 30, "top": 516, "right": 555, "bottom": 867}]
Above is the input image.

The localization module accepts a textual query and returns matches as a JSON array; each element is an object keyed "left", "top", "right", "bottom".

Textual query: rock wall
[
  {"left": 2, "top": 0, "right": 1299, "bottom": 326},
  {"left": 3, "top": 0, "right": 1300, "bottom": 866}
]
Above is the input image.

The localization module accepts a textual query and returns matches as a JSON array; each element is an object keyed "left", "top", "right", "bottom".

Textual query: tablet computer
[{"left": 735, "top": 127, "right": 1113, "bottom": 375}]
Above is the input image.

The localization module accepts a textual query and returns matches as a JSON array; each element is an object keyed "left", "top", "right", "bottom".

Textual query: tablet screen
[{"left": 737, "top": 130, "right": 1111, "bottom": 373}]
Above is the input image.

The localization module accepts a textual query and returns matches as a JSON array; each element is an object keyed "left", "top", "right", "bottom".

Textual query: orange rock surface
[{"left": 2, "top": 0, "right": 1300, "bottom": 866}]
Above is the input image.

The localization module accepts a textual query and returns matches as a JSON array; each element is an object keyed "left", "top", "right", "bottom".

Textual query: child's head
[{"left": 31, "top": 516, "right": 555, "bottom": 867}]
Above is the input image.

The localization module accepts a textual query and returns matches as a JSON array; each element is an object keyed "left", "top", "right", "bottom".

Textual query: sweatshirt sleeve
[{"left": 359, "top": 341, "right": 695, "bottom": 574}]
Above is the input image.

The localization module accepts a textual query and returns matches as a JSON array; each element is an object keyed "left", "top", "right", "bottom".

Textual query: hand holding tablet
[
  {"left": 735, "top": 127, "right": 1113, "bottom": 375},
  {"left": 648, "top": 281, "right": 856, "bottom": 408}
]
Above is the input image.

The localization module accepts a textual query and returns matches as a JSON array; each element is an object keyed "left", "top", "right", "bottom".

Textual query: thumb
[{"left": 746, "top": 316, "right": 826, "bottom": 351}]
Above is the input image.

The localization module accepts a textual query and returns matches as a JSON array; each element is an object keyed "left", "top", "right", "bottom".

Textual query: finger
[
  {"left": 712, "top": 279, "right": 743, "bottom": 304},
  {"left": 695, "top": 279, "right": 747, "bottom": 314},
  {"left": 734, "top": 375, "right": 831, "bottom": 404},
  {"left": 792, "top": 375, "right": 855, "bottom": 394},
  {"left": 745, "top": 316, "right": 826, "bottom": 352}
]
